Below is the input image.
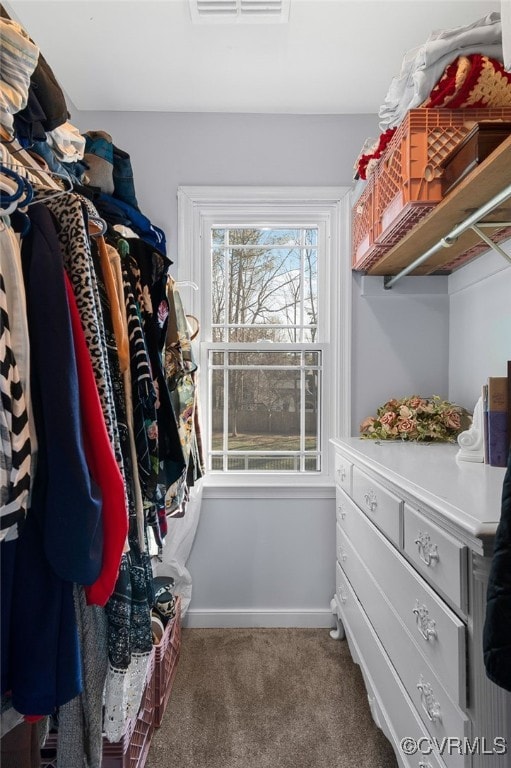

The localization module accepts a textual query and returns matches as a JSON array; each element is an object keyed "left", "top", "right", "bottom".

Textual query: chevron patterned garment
[{"left": 0, "top": 269, "right": 31, "bottom": 544}]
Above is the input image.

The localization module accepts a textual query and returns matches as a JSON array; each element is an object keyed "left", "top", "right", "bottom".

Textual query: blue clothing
[
  {"left": 21, "top": 204, "right": 104, "bottom": 586},
  {"left": 30, "top": 140, "right": 87, "bottom": 187},
  {"left": 96, "top": 193, "right": 167, "bottom": 255},
  {"left": 1, "top": 540, "right": 16, "bottom": 694},
  {"left": 9, "top": 203, "right": 104, "bottom": 714},
  {"left": 112, "top": 143, "right": 139, "bottom": 211}
]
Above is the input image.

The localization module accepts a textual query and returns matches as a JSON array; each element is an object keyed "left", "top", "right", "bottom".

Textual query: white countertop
[{"left": 332, "top": 438, "right": 507, "bottom": 541}]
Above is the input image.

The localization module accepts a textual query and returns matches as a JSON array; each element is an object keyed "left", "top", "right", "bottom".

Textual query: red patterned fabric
[
  {"left": 355, "top": 128, "right": 396, "bottom": 180},
  {"left": 422, "top": 54, "right": 511, "bottom": 109}
]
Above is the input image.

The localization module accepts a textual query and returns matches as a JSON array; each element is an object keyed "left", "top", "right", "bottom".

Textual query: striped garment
[{"left": 0, "top": 273, "right": 31, "bottom": 542}]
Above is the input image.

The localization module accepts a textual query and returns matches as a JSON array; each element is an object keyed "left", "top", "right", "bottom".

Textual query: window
[{"left": 177, "top": 187, "right": 351, "bottom": 482}]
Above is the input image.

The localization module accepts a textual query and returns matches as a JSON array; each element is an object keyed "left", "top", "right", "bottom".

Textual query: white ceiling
[{"left": 5, "top": 0, "right": 501, "bottom": 114}]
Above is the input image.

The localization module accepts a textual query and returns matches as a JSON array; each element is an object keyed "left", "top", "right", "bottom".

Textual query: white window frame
[{"left": 177, "top": 186, "right": 351, "bottom": 496}]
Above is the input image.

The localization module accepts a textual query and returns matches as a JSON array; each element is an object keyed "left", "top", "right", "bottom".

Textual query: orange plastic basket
[
  {"left": 374, "top": 108, "right": 511, "bottom": 243},
  {"left": 351, "top": 107, "right": 511, "bottom": 271}
]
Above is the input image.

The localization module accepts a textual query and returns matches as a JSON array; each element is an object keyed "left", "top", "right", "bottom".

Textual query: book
[
  {"left": 482, "top": 383, "right": 489, "bottom": 464},
  {"left": 487, "top": 376, "right": 508, "bottom": 467}
]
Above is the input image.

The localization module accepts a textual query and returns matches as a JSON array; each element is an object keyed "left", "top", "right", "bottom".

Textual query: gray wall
[
  {"left": 185, "top": 496, "right": 336, "bottom": 627},
  {"left": 351, "top": 275, "right": 450, "bottom": 434},
  {"left": 448, "top": 247, "right": 511, "bottom": 410}
]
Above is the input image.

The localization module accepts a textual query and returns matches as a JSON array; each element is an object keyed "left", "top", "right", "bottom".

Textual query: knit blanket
[{"left": 420, "top": 53, "right": 511, "bottom": 109}]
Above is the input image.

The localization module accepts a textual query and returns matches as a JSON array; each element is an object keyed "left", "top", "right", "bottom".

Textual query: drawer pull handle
[
  {"left": 363, "top": 490, "right": 378, "bottom": 512},
  {"left": 337, "top": 546, "right": 347, "bottom": 563},
  {"left": 414, "top": 531, "right": 439, "bottom": 567},
  {"left": 412, "top": 600, "right": 438, "bottom": 642},
  {"left": 417, "top": 675, "right": 442, "bottom": 724},
  {"left": 337, "top": 466, "right": 346, "bottom": 482},
  {"left": 339, "top": 586, "right": 347, "bottom": 604},
  {"left": 338, "top": 504, "right": 346, "bottom": 520},
  {"left": 419, "top": 763, "right": 433, "bottom": 768}
]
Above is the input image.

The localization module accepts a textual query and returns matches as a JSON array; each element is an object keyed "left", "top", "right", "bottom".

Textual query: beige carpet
[{"left": 148, "top": 628, "right": 399, "bottom": 768}]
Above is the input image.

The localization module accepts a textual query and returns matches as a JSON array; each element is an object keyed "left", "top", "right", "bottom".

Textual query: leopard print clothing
[{"left": 45, "top": 194, "right": 125, "bottom": 482}]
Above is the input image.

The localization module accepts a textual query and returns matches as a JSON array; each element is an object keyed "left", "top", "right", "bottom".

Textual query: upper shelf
[{"left": 367, "top": 134, "right": 511, "bottom": 277}]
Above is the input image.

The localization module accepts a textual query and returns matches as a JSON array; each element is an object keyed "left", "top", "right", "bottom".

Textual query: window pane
[
  {"left": 303, "top": 247, "right": 318, "bottom": 342},
  {"left": 305, "top": 367, "right": 320, "bottom": 452},
  {"left": 207, "top": 222, "right": 323, "bottom": 474},
  {"left": 305, "top": 456, "right": 320, "bottom": 471},
  {"left": 212, "top": 247, "right": 226, "bottom": 335},
  {"left": 224, "top": 367, "right": 301, "bottom": 448},
  {"left": 304, "top": 351, "right": 320, "bottom": 366},
  {"left": 211, "top": 351, "right": 224, "bottom": 366},
  {"left": 227, "top": 326, "right": 284, "bottom": 343},
  {"left": 208, "top": 345, "right": 321, "bottom": 472},
  {"left": 211, "top": 370, "right": 225, "bottom": 451},
  {"left": 227, "top": 228, "right": 304, "bottom": 248},
  {"left": 305, "top": 229, "right": 318, "bottom": 246},
  {"left": 227, "top": 351, "right": 302, "bottom": 367},
  {"left": 246, "top": 455, "right": 298, "bottom": 471}
]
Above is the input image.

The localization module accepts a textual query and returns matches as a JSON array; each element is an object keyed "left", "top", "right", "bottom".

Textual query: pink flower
[
  {"left": 380, "top": 412, "right": 396, "bottom": 426},
  {"left": 444, "top": 410, "right": 461, "bottom": 430},
  {"left": 399, "top": 405, "right": 412, "bottom": 419},
  {"left": 408, "top": 396, "right": 424, "bottom": 409},
  {"left": 360, "top": 417, "right": 376, "bottom": 432},
  {"left": 397, "top": 418, "right": 416, "bottom": 434}
]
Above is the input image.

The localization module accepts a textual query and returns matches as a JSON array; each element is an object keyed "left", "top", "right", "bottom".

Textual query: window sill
[{"left": 200, "top": 473, "right": 335, "bottom": 499}]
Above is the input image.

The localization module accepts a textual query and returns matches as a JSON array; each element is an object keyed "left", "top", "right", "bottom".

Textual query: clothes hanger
[
  {"left": 0, "top": 159, "right": 74, "bottom": 204},
  {"left": 0, "top": 142, "right": 61, "bottom": 191},
  {"left": 0, "top": 165, "right": 25, "bottom": 204},
  {"left": 88, "top": 215, "right": 107, "bottom": 237},
  {"left": 0, "top": 166, "right": 33, "bottom": 234},
  {"left": 174, "top": 280, "right": 199, "bottom": 290}
]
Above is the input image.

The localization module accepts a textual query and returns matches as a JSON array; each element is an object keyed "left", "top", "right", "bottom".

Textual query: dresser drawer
[
  {"left": 351, "top": 466, "right": 402, "bottom": 547},
  {"left": 335, "top": 563, "right": 449, "bottom": 768},
  {"left": 337, "top": 529, "right": 470, "bottom": 768},
  {"left": 334, "top": 452, "right": 352, "bottom": 494},
  {"left": 403, "top": 504, "right": 468, "bottom": 614},
  {"left": 336, "top": 496, "right": 466, "bottom": 707},
  {"left": 336, "top": 486, "right": 359, "bottom": 534}
]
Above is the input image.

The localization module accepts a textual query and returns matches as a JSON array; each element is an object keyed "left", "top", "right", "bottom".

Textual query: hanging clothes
[
  {"left": 0, "top": 12, "right": 204, "bottom": 751},
  {"left": 483, "top": 445, "right": 511, "bottom": 691}
]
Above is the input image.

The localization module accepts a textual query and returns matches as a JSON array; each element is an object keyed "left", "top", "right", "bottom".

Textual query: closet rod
[{"left": 384, "top": 181, "right": 511, "bottom": 289}]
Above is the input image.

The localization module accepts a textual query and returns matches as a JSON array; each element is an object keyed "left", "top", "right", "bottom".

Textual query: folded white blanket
[
  {"left": 379, "top": 12, "right": 503, "bottom": 130},
  {"left": 503, "top": 0, "right": 511, "bottom": 71}
]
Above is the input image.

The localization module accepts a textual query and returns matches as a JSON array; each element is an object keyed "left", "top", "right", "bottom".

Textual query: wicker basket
[
  {"left": 153, "top": 596, "right": 182, "bottom": 728},
  {"left": 352, "top": 107, "right": 511, "bottom": 271}
]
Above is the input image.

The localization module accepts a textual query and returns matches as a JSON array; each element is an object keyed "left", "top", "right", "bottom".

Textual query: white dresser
[{"left": 330, "top": 438, "right": 511, "bottom": 768}]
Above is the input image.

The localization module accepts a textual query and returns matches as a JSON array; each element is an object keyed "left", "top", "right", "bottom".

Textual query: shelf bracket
[
  {"left": 470, "top": 224, "right": 511, "bottom": 264},
  {"left": 383, "top": 181, "right": 511, "bottom": 289}
]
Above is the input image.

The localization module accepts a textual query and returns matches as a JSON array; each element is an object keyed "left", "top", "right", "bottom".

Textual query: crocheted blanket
[{"left": 421, "top": 53, "right": 511, "bottom": 108}]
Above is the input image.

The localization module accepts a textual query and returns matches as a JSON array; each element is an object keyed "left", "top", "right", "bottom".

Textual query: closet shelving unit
[{"left": 362, "top": 133, "right": 511, "bottom": 283}]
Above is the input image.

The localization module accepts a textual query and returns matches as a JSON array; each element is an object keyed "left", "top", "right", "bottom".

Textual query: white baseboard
[{"left": 183, "top": 609, "right": 334, "bottom": 628}]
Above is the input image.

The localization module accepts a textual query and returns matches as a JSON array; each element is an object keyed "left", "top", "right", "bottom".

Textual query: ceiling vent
[{"left": 189, "top": 0, "right": 290, "bottom": 24}]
